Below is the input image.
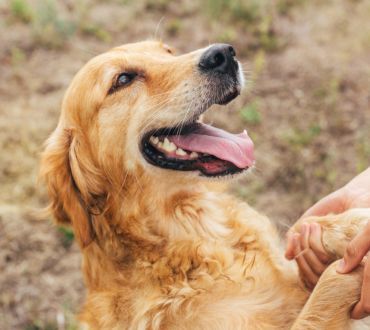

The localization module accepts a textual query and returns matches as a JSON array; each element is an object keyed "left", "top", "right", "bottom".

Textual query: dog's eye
[
  {"left": 109, "top": 72, "right": 137, "bottom": 94},
  {"left": 117, "top": 73, "right": 136, "bottom": 86}
]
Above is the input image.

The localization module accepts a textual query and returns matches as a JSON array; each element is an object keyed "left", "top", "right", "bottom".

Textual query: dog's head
[{"left": 41, "top": 41, "right": 254, "bottom": 246}]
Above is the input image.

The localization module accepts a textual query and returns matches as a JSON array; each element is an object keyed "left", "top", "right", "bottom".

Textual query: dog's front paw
[{"left": 286, "top": 208, "right": 370, "bottom": 290}]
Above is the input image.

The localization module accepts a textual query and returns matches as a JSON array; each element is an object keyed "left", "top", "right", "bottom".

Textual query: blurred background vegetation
[{"left": 0, "top": 0, "right": 369, "bottom": 328}]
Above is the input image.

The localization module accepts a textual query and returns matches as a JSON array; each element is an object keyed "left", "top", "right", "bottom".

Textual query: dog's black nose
[{"left": 199, "top": 44, "right": 237, "bottom": 74}]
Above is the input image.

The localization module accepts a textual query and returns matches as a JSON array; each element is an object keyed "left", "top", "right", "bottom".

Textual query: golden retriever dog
[{"left": 40, "top": 41, "right": 370, "bottom": 329}]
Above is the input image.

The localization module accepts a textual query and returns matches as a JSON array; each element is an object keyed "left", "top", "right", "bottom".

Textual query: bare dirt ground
[{"left": 1, "top": 0, "right": 369, "bottom": 328}]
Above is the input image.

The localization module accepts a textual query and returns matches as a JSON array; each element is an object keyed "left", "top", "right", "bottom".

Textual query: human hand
[
  {"left": 285, "top": 222, "right": 330, "bottom": 289},
  {"left": 301, "top": 167, "right": 370, "bottom": 218},
  {"left": 285, "top": 167, "right": 370, "bottom": 300},
  {"left": 336, "top": 221, "right": 370, "bottom": 319}
]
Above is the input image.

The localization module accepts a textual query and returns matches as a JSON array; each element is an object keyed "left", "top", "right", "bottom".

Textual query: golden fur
[{"left": 40, "top": 41, "right": 370, "bottom": 329}]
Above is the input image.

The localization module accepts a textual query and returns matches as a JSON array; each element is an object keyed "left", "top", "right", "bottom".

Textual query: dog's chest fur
[{"left": 81, "top": 189, "right": 307, "bottom": 329}]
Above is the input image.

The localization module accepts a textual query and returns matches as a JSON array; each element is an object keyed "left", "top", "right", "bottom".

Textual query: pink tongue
[{"left": 168, "top": 124, "right": 254, "bottom": 169}]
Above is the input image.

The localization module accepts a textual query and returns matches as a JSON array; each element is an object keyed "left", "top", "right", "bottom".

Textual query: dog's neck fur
[
  {"left": 82, "top": 178, "right": 217, "bottom": 286},
  {"left": 81, "top": 173, "right": 296, "bottom": 294}
]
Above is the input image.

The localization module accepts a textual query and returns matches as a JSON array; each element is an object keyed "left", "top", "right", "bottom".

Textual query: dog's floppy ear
[{"left": 40, "top": 126, "right": 105, "bottom": 248}]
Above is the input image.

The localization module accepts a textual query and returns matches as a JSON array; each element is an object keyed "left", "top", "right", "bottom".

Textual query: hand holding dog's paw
[{"left": 285, "top": 222, "right": 331, "bottom": 290}]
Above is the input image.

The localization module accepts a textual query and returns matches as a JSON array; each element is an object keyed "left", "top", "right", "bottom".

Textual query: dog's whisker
[
  {"left": 175, "top": 90, "right": 197, "bottom": 137},
  {"left": 136, "top": 92, "right": 197, "bottom": 138},
  {"left": 137, "top": 98, "right": 184, "bottom": 136},
  {"left": 134, "top": 86, "right": 215, "bottom": 141},
  {"left": 172, "top": 79, "right": 214, "bottom": 137},
  {"left": 150, "top": 89, "right": 185, "bottom": 98},
  {"left": 75, "top": 45, "right": 100, "bottom": 56},
  {"left": 153, "top": 16, "right": 166, "bottom": 41}
]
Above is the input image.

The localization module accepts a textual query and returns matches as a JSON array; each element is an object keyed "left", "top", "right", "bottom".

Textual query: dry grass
[{"left": 1, "top": 0, "right": 370, "bottom": 328}]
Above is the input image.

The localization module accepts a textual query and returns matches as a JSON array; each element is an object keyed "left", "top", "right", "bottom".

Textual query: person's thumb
[
  {"left": 301, "top": 190, "right": 347, "bottom": 218},
  {"left": 337, "top": 224, "right": 370, "bottom": 273}
]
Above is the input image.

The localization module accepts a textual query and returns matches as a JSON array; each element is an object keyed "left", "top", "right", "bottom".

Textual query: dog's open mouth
[
  {"left": 141, "top": 50, "right": 254, "bottom": 177},
  {"left": 141, "top": 120, "right": 254, "bottom": 177}
]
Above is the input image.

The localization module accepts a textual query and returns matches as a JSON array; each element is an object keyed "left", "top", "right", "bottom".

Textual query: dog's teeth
[
  {"left": 190, "top": 152, "right": 198, "bottom": 159},
  {"left": 175, "top": 148, "right": 187, "bottom": 156},
  {"left": 162, "top": 138, "right": 177, "bottom": 152},
  {"left": 149, "top": 136, "right": 159, "bottom": 145}
]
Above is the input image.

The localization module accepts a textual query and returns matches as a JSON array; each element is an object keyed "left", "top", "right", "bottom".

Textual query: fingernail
[
  {"left": 285, "top": 252, "right": 294, "bottom": 260},
  {"left": 337, "top": 259, "right": 346, "bottom": 273}
]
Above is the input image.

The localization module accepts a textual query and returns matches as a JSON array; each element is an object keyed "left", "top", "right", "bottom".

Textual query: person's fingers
[
  {"left": 301, "top": 190, "right": 347, "bottom": 218},
  {"left": 337, "top": 221, "right": 370, "bottom": 274},
  {"left": 300, "top": 249, "right": 327, "bottom": 276},
  {"left": 308, "top": 223, "right": 330, "bottom": 263},
  {"left": 299, "top": 223, "right": 327, "bottom": 275},
  {"left": 285, "top": 231, "right": 295, "bottom": 260},
  {"left": 351, "top": 257, "right": 370, "bottom": 319},
  {"left": 352, "top": 301, "right": 367, "bottom": 319},
  {"left": 293, "top": 234, "right": 319, "bottom": 288},
  {"left": 300, "top": 223, "right": 310, "bottom": 249}
]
